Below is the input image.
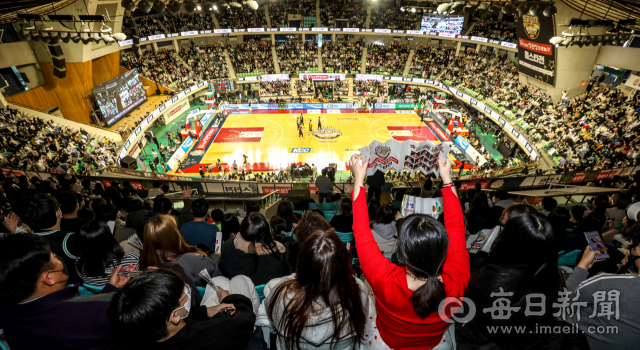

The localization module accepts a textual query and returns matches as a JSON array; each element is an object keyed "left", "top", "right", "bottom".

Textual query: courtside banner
[
  {"left": 261, "top": 74, "right": 289, "bottom": 81},
  {"left": 375, "top": 103, "right": 395, "bottom": 109},
  {"left": 298, "top": 73, "right": 346, "bottom": 81},
  {"left": 396, "top": 103, "right": 415, "bottom": 109},
  {"left": 323, "top": 103, "right": 354, "bottom": 109},
  {"left": 286, "top": 103, "right": 323, "bottom": 109},
  {"left": 515, "top": 13, "right": 556, "bottom": 86},
  {"left": 355, "top": 74, "right": 384, "bottom": 81}
]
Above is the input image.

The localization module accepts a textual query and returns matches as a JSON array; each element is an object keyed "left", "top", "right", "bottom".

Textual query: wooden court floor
[{"left": 198, "top": 111, "right": 441, "bottom": 172}]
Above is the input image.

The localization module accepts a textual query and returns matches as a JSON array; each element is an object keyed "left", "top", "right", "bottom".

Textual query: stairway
[
  {"left": 212, "top": 11, "right": 221, "bottom": 29},
  {"left": 272, "top": 46, "right": 281, "bottom": 73},
  {"left": 360, "top": 47, "right": 367, "bottom": 73},
  {"left": 365, "top": 6, "right": 371, "bottom": 29},
  {"left": 348, "top": 78, "right": 354, "bottom": 96},
  {"left": 264, "top": 5, "right": 272, "bottom": 27},
  {"left": 318, "top": 48, "right": 323, "bottom": 72},
  {"left": 316, "top": 0, "right": 321, "bottom": 27},
  {"left": 464, "top": 22, "right": 477, "bottom": 35},
  {"left": 402, "top": 49, "right": 415, "bottom": 78},
  {"left": 156, "top": 19, "right": 170, "bottom": 34},
  {"left": 223, "top": 49, "right": 237, "bottom": 79}
]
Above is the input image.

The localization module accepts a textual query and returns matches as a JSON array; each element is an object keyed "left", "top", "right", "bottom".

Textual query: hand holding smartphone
[{"left": 584, "top": 231, "right": 609, "bottom": 260}]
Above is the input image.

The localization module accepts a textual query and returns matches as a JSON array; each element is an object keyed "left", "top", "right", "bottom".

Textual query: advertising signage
[{"left": 516, "top": 13, "right": 557, "bottom": 86}]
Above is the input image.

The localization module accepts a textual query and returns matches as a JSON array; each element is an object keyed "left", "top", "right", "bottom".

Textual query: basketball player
[
  {"left": 308, "top": 119, "right": 313, "bottom": 135},
  {"left": 298, "top": 124, "right": 304, "bottom": 140},
  {"left": 243, "top": 154, "right": 248, "bottom": 165},
  {"left": 318, "top": 117, "right": 322, "bottom": 129}
]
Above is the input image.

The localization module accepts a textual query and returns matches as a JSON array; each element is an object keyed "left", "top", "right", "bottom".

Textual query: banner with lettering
[{"left": 515, "top": 13, "right": 556, "bottom": 86}]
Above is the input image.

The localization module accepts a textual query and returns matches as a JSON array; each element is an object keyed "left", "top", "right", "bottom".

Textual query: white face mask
[{"left": 172, "top": 284, "right": 192, "bottom": 320}]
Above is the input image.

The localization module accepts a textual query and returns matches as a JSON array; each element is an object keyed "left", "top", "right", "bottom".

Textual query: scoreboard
[{"left": 208, "top": 80, "right": 235, "bottom": 94}]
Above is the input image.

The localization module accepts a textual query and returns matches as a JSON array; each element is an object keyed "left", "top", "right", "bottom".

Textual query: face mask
[{"left": 172, "top": 284, "right": 192, "bottom": 320}]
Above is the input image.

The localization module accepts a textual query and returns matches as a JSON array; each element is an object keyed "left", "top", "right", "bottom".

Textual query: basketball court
[{"left": 175, "top": 111, "right": 443, "bottom": 174}]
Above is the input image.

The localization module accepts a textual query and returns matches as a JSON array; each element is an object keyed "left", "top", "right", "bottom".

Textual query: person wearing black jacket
[
  {"left": 366, "top": 170, "right": 385, "bottom": 203},
  {"left": 108, "top": 269, "right": 258, "bottom": 350}
]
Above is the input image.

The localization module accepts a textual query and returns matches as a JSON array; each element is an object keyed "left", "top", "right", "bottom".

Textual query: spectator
[
  {"left": 16, "top": 193, "right": 82, "bottom": 283},
  {"left": 57, "top": 191, "right": 88, "bottom": 234},
  {"left": 221, "top": 213, "right": 241, "bottom": 243},
  {"left": 108, "top": 268, "right": 257, "bottom": 350},
  {"left": 466, "top": 193, "right": 498, "bottom": 234},
  {"left": 540, "top": 197, "right": 558, "bottom": 216},
  {"left": 272, "top": 200, "right": 301, "bottom": 232},
  {"left": 265, "top": 230, "right": 369, "bottom": 350},
  {"left": 139, "top": 215, "right": 220, "bottom": 286},
  {"left": 315, "top": 168, "right": 334, "bottom": 204},
  {"left": 148, "top": 181, "right": 164, "bottom": 198},
  {"left": 456, "top": 214, "right": 573, "bottom": 348},
  {"left": 569, "top": 205, "right": 586, "bottom": 227},
  {"left": 211, "top": 209, "right": 224, "bottom": 231},
  {"left": 370, "top": 204, "right": 397, "bottom": 256},
  {"left": 219, "top": 212, "right": 287, "bottom": 285},
  {"left": 366, "top": 170, "right": 385, "bottom": 203},
  {"left": 179, "top": 198, "right": 221, "bottom": 253},
  {"left": 563, "top": 237, "right": 640, "bottom": 350},
  {"left": 0, "top": 234, "right": 130, "bottom": 350},
  {"left": 350, "top": 154, "right": 469, "bottom": 349},
  {"left": 75, "top": 220, "right": 140, "bottom": 288},
  {"left": 330, "top": 198, "right": 354, "bottom": 232}
]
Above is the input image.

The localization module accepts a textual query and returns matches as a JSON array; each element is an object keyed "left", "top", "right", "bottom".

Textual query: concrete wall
[
  {"left": 15, "top": 64, "right": 46, "bottom": 89},
  {"left": 0, "top": 42, "right": 38, "bottom": 69},
  {"left": 595, "top": 46, "right": 640, "bottom": 72}
]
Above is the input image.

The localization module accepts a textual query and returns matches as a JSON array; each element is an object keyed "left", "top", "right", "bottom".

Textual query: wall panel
[{"left": 92, "top": 51, "right": 121, "bottom": 88}]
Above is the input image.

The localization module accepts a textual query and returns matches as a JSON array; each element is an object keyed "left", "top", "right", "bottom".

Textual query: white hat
[{"left": 627, "top": 202, "right": 640, "bottom": 222}]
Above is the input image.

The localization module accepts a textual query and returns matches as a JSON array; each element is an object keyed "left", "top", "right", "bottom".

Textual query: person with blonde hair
[{"left": 139, "top": 215, "right": 220, "bottom": 286}]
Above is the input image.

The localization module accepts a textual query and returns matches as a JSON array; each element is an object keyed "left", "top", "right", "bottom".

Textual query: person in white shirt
[{"left": 147, "top": 181, "right": 164, "bottom": 198}]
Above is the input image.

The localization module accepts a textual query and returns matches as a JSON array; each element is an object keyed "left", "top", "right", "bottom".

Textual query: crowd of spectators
[
  {"left": 260, "top": 80, "right": 292, "bottom": 96},
  {"left": 468, "top": 18, "right": 517, "bottom": 44},
  {"left": 180, "top": 44, "right": 229, "bottom": 80},
  {"left": 353, "top": 80, "right": 385, "bottom": 96},
  {"left": 216, "top": 6, "right": 267, "bottom": 29},
  {"left": 0, "top": 107, "right": 118, "bottom": 174},
  {"left": 122, "top": 14, "right": 165, "bottom": 38},
  {"left": 370, "top": 4, "right": 421, "bottom": 30},
  {"left": 164, "top": 13, "right": 215, "bottom": 33},
  {"left": 294, "top": 79, "right": 316, "bottom": 96},
  {"left": 322, "top": 41, "right": 363, "bottom": 74},
  {"left": 121, "top": 50, "right": 191, "bottom": 90},
  {"left": 4, "top": 100, "right": 640, "bottom": 350},
  {"left": 269, "top": 3, "right": 287, "bottom": 27},
  {"left": 409, "top": 46, "right": 456, "bottom": 79},
  {"left": 276, "top": 41, "right": 318, "bottom": 73},
  {"left": 320, "top": 0, "right": 367, "bottom": 28},
  {"left": 364, "top": 42, "right": 409, "bottom": 75},
  {"left": 228, "top": 42, "right": 275, "bottom": 74}
]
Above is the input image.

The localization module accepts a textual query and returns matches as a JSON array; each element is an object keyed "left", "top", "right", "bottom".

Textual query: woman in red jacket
[{"left": 349, "top": 154, "right": 470, "bottom": 350}]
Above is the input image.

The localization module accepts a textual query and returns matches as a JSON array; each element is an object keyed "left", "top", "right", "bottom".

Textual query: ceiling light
[
  {"left": 196, "top": 1, "right": 202, "bottom": 10},
  {"left": 529, "top": 4, "right": 540, "bottom": 16},
  {"left": 517, "top": 4, "right": 529, "bottom": 15},
  {"left": 153, "top": 0, "right": 166, "bottom": 12},
  {"left": 71, "top": 34, "right": 82, "bottom": 43},
  {"left": 121, "top": 0, "right": 136, "bottom": 11},
  {"left": 61, "top": 33, "right": 72, "bottom": 43},
  {"left": 583, "top": 36, "right": 593, "bottom": 46},
  {"left": 543, "top": 4, "right": 557, "bottom": 17},
  {"left": 437, "top": 3, "right": 451, "bottom": 13},
  {"left": 18, "top": 30, "right": 31, "bottom": 41},
  {"left": 549, "top": 36, "right": 563, "bottom": 45},
  {"left": 411, "top": 7, "right": 416, "bottom": 12},
  {"left": 22, "top": 19, "right": 35, "bottom": 30},
  {"left": 138, "top": 0, "right": 152, "bottom": 13},
  {"left": 502, "top": 3, "right": 516, "bottom": 15}
]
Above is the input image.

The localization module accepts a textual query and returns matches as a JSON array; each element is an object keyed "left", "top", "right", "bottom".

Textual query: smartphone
[{"left": 584, "top": 231, "right": 609, "bottom": 260}]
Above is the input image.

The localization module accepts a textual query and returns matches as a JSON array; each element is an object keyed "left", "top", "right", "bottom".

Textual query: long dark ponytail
[{"left": 397, "top": 214, "right": 449, "bottom": 318}]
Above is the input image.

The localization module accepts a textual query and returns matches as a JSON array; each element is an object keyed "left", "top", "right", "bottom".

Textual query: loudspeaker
[
  {"left": 53, "top": 67, "right": 67, "bottom": 79},
  {"left": 132, "top": 35, "right": 140, "bottom": 44},
  {"left": 48, "top": 44, "right": 64, "bottom": 56},
  {"left": 120, "top": 156, "right": 137, "bottom": 169},
  {"left": 52, "top": 56, "right": 66, "bottom": 70}
]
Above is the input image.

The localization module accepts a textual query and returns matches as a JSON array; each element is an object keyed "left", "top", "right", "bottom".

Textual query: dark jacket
[
  {"left": 1, "top": 284, "right": 121, "bottom": 350},
  {"left": 219, "top": 234, "right": 287, "bottom": 286},
  {"left": 366, "top": 170, "right": 385, "bottom": 188},
  {"left": 331, "top": 214, "right": 354, "bottom": 233},
  {"left": 149, "top": 295, "right": 257, "bottom": 350},
  {"left": 127, "top": 199, "right": 194, "bottom": 239},
  {"left": 455, "top": 264, "right": 589, "bottom": 350}
]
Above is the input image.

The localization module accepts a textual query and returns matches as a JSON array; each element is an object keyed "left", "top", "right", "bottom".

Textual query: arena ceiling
[{"left": 0, "top": 0, "right": 76, "bottom": 25}]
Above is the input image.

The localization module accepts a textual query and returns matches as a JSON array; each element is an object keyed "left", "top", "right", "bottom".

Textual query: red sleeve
[
  {"left": 352, "top": 187, "right": 400, "bottom": 291},
  {"left": 441, "top": 187, "right": 471, "bottom": 298}
]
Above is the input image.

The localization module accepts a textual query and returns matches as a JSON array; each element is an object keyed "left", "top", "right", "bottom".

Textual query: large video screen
[
  {"left": 93, "top": 68, "right": 147, "bottom": 126},
  {"left": 420, "top": 15, "right": 464, "bottom": 35}
]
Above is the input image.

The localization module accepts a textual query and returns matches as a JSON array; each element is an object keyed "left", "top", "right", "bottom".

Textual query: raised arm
[
  {"left": 350, "top": 155, "right": 398, "bottom": 291},
  {"left": 439, "top": 160, "right": 470, "bottom": 296}
]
